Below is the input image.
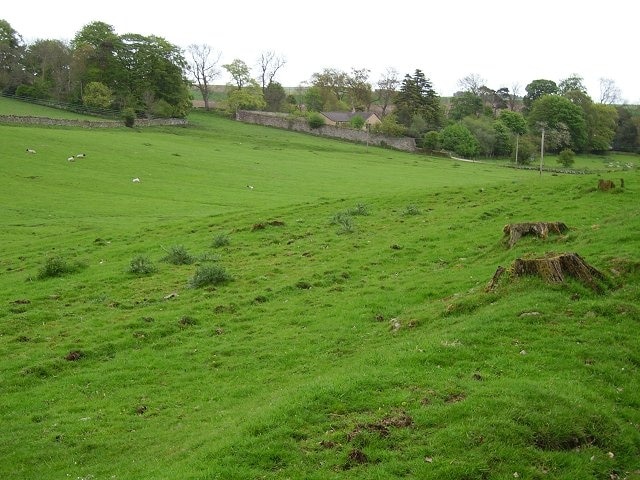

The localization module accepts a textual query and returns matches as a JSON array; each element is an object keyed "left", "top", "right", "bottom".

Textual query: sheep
[
  {"left": 75, "top": 153, "right": 86, "bottom": 158},
  {"left": 67, "top": 156, "right": 75, "bottom": 162},
  {"left": 26, "top": 149, "right": 36, "bottom": 154},
  {"left": 132, "top": 177, "right": 141, "bottom": 183},
  {"left": 246, "top": 185, "right": 254, "bottom": 190}
]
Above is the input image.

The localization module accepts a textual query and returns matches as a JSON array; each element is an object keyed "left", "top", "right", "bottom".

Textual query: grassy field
[
  {"left": 1, "top": 105, "right": 639, "bottom": 479},
  {"left": 0, "top": 96, "right": 113, "bottom": 121}
]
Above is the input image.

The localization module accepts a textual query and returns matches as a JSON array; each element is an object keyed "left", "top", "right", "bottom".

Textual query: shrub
[
  {"left": 128, "top": 255, "right": 157, "bottom": 275},
  {"left": 161, "top": 245, "right": 194, "bottom": 265},
  {"left": 423, "top": 130, "right": 441, "bottom": 151},
  {"left": 349, "top": 115, "right": 365, "bottom": 129},
  {"left": 308, "top": 112, "right": 325, "bottom": 129},
  {"left": 189, "top": 264, "right": 233, "bottom": 288},
  {"left": 37, "top": 255, "right": 80, "bottom": 279},
  {"left": 211, "top": 234, "right": 230, "bottom": 248},
  {"left": 558, "top": 148, "right": 576, "bottom": 168},
  {"left": 122, "top": 107, "right": 136, "bottom": 127}
]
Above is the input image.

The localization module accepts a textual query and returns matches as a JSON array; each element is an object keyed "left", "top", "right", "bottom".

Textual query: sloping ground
[{"left": 0, "top": 113, "right": 639, "bottom": 479}]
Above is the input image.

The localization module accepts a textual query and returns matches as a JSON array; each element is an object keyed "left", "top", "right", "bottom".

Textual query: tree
[
  {"left": 462, "top": 116, "right": 496, "bottom": 156},
  {"left": 523, "top": 79, "right": 558, "bottom": 111},
  {"left": 264, "top": 81, "right": 286, "bottom": 112},
  {"left": 499, "top": 110, "right": 527, "bottom": 163},
  {"left": 395, "top": 69, "right": 443, "bottom": 133},
  {"left": 508, "top": 83, "right": 521, "bottom": 111},
  {"left": 257, "top": 51, "right": 286, "bottom": 93},
  {"left": 23, "top": 39, "right": 72, "bottom": 101},
  {"left": 118, "top": 33, "right": 191, "bottom": 117},
  {"left": 223, "top": 59, "right": 251, "bottom": 90},
  {"left": 346, "top": 68, "right": 372, "bottom": 111},
  {"left": 310, "top": 68, "right": 348, "bottom": 109},
  {"left": 557, "top": 149, "right": 575, "bottom": 167},
  {"left": 558, "top": 74, "right": 587, "bottom": 95},
  {"left": 83, "top": 81, "right": 112, "bottom": 109},
  {"left": 225, "top": 82, "right": 265, "bottom": 113},
  {"left": 371, "top": 113, "right": 406, "bottom": 136},
  {"left": 186, "top": 44, "right": 221, "bottom": 110},
  {"left": 613, "top": 106, "right": 639, "bottom": 152},
  {"left": 457, "top": 73, "right": 485, "bottom": 95},
  {"left": 528, "top": 94, "right": 588, "bottom": 151},
  {"left": 449, "top": 91, "right": 483, "bottom": 120},
  {"left": 303, "top": 86, "right": 324, "bottom": 112},
  {"left": 585, "top": 103, "right": 618, "bottom": 152},
  {"left": 440, "top": 123, "right": 480, "bottom": 158},
  {"left": 71, "top": 21, "right": 123, "bottom": 91},
  {"left": 599, "top": 78, "right": 621, "bottom": 105},
  {"left": 0, "top": 19, "right": 25, "bottom": 93},
  {"left": 376, "top": 68, "right": 400, "bottom": 116}
]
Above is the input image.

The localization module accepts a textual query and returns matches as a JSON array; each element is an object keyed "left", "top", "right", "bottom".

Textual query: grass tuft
[
  {"left": 189, "top": 264, "right": 233, "bottom": 288},
  {"left": 127, "top": 255, "right": 157, "bottom": 275},
  {"left": 161, "top": 244, "right": 194, "bottom": 265},
  {"left": 36, "top": 255, "right": 83, "bottom": 279}
]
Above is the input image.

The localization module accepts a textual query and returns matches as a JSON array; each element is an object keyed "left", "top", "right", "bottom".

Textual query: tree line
[{"left": 1, "top": 18, "right": 639, "bottom": 157}]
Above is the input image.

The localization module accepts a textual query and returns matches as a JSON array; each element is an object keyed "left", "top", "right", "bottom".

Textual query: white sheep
[
  {"left": 247, "top": 185, "right": 254, "bottom": 190},
  {"left": 26, "top": 149, "right": 36, "bottom": 154},
  {"left": 75, "top": 153, "right": 86, "bottom": 158},
  {"left": 67, "top": 156, "right": 75, "bottom": 162},
  {"left": 132, "top": 177, "right": 141, "bottom": 183}
]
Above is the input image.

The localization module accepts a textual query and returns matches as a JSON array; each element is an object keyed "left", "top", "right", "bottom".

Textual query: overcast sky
[{"left": 4, "top": 0, "right": 639, "bottom": 103}]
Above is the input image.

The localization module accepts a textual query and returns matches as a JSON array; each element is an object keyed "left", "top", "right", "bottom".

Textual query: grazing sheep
[
  {"left": 246, "top": 185, "right": 254, "bottom": 190},
  {"left": 26, "top": 149, "right": 36, "bottom": 154},
  {"left": 75, "top": 153, "right": 86, "bottom": 158},
  {"left": 67, "top": 157, "right": 75, "bottom": 162},
  {"left": 132, "top": 177, "right": 141, "bottom": 183}
]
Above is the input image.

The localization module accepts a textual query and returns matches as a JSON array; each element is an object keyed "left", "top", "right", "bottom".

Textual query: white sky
[{"left": 4, "top": 0, "right": 639, "bottom": 103}]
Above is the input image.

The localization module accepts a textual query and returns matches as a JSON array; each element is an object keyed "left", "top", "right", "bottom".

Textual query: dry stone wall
[
  {"left": 0, "top": 115, "right": 188, "bottom": 128},
  {"left": 236, "top": 111, "right": 416, "bottom": 152}
]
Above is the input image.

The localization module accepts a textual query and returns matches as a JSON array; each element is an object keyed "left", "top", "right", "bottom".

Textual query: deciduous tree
[
  {"left": 523, "top": 79, "right": 558, "bottom": 111},
  {"left": 376, "top": 68, "right": 399, "bottom": 116},
  {"left": 599, "top": 78, "right": 621, "bottom": 105},
  {"left": 223, "top": 59, "right": 251, "bottom": 90},
  {"left": 528, "top": 95, "right": 587, "bottom": 151},
  {"left": 186, "top": 44, "right": 221, "bottom": 110},
  {"left": 257, "top": 51, "right": 286, "bottom": 93}
]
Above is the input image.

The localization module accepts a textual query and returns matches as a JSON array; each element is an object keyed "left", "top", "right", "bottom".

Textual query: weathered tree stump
[
  {"left": 512, "top": 252, "right": 606, "bottom": 292},
  {"left": 503, "top": 222, "right": 568, "bottom": 248},
  {"left": 485, "top": 265, "right": 506, "bottom": 292},
  {"left": 598, "top": 179, "right": 616, "bottom": 191}
]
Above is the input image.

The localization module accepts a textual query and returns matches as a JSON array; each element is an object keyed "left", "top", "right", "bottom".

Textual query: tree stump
[
  {"left": 598, "top": 179, "right": 615, "bottom": 191},
  {"left": 512, "top": 252, "right": 606, "bottom": 292},
  {"left": 503, "top": 222, "right": 568, "bottom": 248}
]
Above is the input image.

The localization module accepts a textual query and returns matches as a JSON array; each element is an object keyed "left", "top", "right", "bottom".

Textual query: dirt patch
[{"left": 65, "top": 350, "right": 84, "bottom": 361}]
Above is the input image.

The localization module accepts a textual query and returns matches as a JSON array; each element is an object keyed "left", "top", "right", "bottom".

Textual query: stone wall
[
  {"left": 0, "top": 115, "right": 188, "bottom": 128},
  {"left": 236, "top": 110, "right": 416, "bottom": 152}
]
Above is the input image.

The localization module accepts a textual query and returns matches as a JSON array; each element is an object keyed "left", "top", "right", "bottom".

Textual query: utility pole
[{"left": 539, "top": 126, "right": 545, "bottom": 176}]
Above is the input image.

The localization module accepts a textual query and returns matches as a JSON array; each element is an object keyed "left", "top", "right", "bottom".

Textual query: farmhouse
[{"left": 320, "top": 111, "right": 381, "bottom": 130}]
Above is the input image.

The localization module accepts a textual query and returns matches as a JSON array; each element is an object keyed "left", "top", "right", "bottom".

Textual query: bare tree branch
[
  {"left": 599, "top": 77, "right": 621, "bottom": 105},
  {"left": 258, "top": 51, "right": 286, "bottom": 93},
  {"left": 186, "top": 44, "right": 221, "bottom": 110}
]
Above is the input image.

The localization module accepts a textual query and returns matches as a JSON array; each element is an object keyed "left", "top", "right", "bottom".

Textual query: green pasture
[
  {"left": 0, "top": 96, "right": 110, "bottom": 121},
  {"left": 1, "top": 109, "right": 639, "bottom": 479}
]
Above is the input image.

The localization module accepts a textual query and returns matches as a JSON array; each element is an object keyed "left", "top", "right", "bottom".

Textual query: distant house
[{"left": 320, "top": 111, "right": 381, "bottom": 129}]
